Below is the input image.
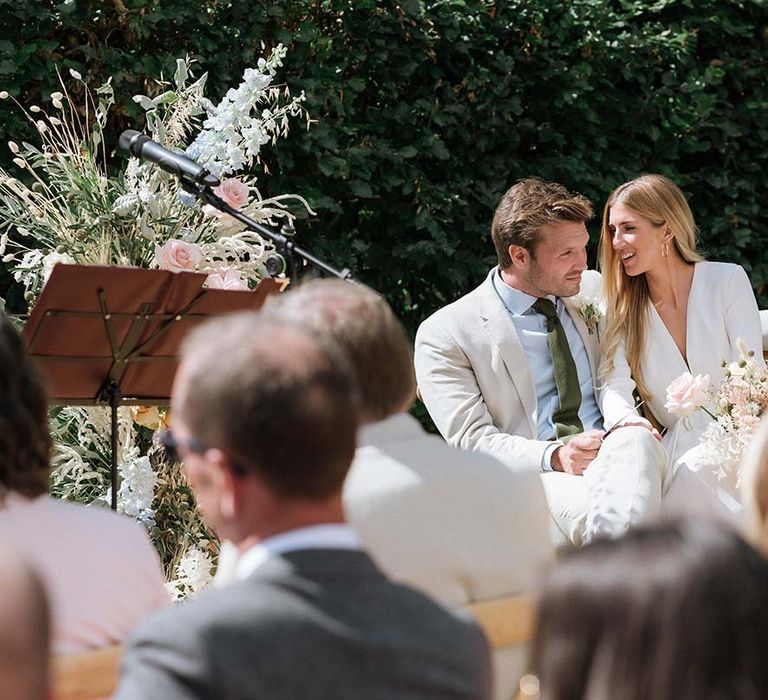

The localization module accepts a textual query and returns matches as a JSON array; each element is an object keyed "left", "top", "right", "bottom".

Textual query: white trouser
[{"left": 541, "top": 426, "right": 669, "bottom": 546}]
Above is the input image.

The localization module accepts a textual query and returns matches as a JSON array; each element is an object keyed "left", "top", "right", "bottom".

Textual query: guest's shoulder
[
  {"left": 360, "top": 429, "right": 541, "bottom": 488},
  {"left": 383, "top": 577, "right": 490, "bottom": 648},
  {"left": 25, "top": 496, "right": 158, "bottom": 556},
  {"left": 129, "top": 578, "right": 259, "bottom": 645}
]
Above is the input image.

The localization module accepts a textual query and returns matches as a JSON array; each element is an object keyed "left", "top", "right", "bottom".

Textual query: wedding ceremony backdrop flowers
[
  {"left": 0, "top": 46, "right": 311, "bottom": 598},
  {"left": 665, "top": 341, "right": 768, "bottom": 489}
]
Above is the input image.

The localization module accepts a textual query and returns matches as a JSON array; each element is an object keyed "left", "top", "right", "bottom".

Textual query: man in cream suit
[
  {"left": 415, "top": 178, "right": 667, "bottom": 545},
  {"left": 115, "top": 314, "right": 491, "bottom": 700},
  {"left": 265, "top": 279, "right": 554, "bottom": 700}
]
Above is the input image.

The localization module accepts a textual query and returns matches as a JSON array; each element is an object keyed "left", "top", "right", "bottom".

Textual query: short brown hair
[
  {"left": 176, "top": 313, "right": 358, "bottom": 501},
  {"left": 491, "top": 177, "right": 593, "bottom": 268},
  {"left": 264, "top": 279, "right": 416, "bottom": 422},
  {"left": 0, "top": 315, "right": 52, "bottom": 499}
]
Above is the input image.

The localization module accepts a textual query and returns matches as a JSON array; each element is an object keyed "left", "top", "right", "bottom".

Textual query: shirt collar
[
  {"left": 492, "top": 267, "right": 558, "bottom": 316},
  {"left": 235, "top": 524, "right": 362, "bottom": 581}
]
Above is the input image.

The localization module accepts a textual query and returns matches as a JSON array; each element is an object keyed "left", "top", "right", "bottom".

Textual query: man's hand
[{"left": 551, "top": 429, "right": 605, "bottom": 475}]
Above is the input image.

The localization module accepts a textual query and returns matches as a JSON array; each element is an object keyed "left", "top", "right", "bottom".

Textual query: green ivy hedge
[{"left": 1, "top": 0, "right": 767, "bottom": 331}]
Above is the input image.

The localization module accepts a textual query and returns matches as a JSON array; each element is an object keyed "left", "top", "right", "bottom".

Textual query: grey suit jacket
[{"left": 114, "top": 548, "right": 492, "bottom": 700}]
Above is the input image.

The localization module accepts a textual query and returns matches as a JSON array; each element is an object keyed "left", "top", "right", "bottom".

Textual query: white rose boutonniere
[{"left": 571, "top": 292, "right": 604, "bottom": 335}]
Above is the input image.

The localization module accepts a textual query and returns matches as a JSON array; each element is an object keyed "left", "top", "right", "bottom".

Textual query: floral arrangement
[
  {"left": 664, "top": 340, "right": 768, "bottom": 487},
  {"left": 0, "top": 47, "right": 310, "bottom": 598}
]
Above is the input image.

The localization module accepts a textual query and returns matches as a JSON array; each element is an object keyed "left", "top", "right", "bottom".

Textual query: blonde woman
[{"left": 598, "top": 174, "right": 763, "bottom": 516}]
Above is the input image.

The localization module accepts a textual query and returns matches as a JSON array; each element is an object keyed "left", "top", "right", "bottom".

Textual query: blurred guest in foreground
[
  {"left": 0, "top": 314, "right": 168, "bottom": 654},
  {"left": 741, "top": 417, "right": 768, "bottom": 551},
  {"left": 529, "top": 519, "right": 768, "bottom": 700},
  {"left": 262, "top": 278, "right": 554, "bottom": 700},
  {"left": 0, "top": 545, "right": 50, "bottom": 700},
  {"left": 115, "top": 313, "right": 491, "bottom": 700}
]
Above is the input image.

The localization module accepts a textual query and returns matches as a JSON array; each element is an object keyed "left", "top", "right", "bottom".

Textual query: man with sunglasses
[{"left": 114, "top": 313, "right": 491, "bottom": 700}]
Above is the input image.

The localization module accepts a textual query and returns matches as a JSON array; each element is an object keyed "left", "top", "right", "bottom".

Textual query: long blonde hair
[{"left": 598, "top": 174, "right": 702, "bottom": 403}]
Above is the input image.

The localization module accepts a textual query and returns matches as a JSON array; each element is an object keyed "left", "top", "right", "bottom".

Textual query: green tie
[{"left": 532, "top": 298, "right": 584, "bottom": 440}]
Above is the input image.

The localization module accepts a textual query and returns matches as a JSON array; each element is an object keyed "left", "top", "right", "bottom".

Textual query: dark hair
[
  {"left": 177, "top": 312, "right": 358, "bottom": 501},
  {"left": 0, "top": 315, "right": 51, "bottom": 498},
  {"left": 530, "top": 519, "right": 768, "bottom": 700},
  {"left": 491, "top": 177, "right": 593, "bottom": 268},
  {"left": 0, "top": 547, "right": 51, "bottom": 700},
  {"left": 264, "top": 279, "right": 416, "bottom": 422}
]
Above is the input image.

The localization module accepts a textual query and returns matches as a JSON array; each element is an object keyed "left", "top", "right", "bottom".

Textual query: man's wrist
[{"left": 543, "top": 441, "right": 563, "bottom": 472}]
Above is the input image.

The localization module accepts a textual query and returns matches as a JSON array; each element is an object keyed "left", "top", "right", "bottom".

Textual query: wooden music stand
[{"left": 23, "top": 264, "right": 280, "bottom": 508}]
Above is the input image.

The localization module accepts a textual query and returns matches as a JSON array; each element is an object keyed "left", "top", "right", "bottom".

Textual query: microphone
[{"left": 118, "top": 130, "right": 220, "bottom": 188}]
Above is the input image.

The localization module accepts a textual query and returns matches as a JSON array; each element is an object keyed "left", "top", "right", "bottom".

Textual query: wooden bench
[
  {"left": 466, "top": 594, "right": 538, "bottom": 700},
  {"left": 466, "top": 594, "right": 535, "bottom": 649},
  {"left": 53, "top": 645, "right": 122, "bottom": 700}
]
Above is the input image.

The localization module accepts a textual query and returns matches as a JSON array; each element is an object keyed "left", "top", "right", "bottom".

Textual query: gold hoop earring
[{"left": 661, "top": 241, "right": 669, "bottom": 258}]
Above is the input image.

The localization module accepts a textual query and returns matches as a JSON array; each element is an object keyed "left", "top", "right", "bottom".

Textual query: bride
[{"left": 597, "top": 173, "right": 763, "bottom": 519}]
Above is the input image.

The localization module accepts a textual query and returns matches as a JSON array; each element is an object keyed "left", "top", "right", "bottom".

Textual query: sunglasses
[
  {"left": 156, "top": 429, "right": 247, "bottom": 475},
  {"left": 157, "top": 429, "right": 209, "bottom": 464}
]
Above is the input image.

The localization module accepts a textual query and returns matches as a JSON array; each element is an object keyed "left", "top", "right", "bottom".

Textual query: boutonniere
[{"left": 571, "top": 293, "right": 604, "bottom": 335}]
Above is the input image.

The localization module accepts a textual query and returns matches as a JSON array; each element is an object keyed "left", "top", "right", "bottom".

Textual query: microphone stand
[{"left": 179, "top": 177, "right": 355, "bottom": 283}]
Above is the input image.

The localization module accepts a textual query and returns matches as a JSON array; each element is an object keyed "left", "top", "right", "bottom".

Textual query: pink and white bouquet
[{"left": 664, "top": 340, "right": 768, "bottom": 486}]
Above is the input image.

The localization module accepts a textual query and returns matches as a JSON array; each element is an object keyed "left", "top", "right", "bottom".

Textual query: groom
[{"left": 414, "top": 178, "right": 667, "bottom": 545}]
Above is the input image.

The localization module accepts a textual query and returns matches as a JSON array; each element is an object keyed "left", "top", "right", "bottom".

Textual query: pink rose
[
  {"left": 664, "top": 372, "right": 710, "bottom": 417},
  {"left": 203, "top": 178, "right": 249, "bottom": 218},
  {"left": 154, "top": 239, "right": 203, "bottom": 272},
  {"left": 204, "top": 267, "right": 249, "bottom": 290}
]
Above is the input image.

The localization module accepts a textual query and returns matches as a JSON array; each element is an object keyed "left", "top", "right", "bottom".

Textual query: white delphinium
[
  {"left": 166, "top": 546, "right": 215, "bottom": 601},
  {"left": 186, "top": 44, "right": 305, "bottom": 178},
  {"left": 117, "top": 454, "right": 158, "bottom": 527}
]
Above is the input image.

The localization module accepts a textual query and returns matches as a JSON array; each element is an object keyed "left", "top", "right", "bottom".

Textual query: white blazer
[
  {"left": 599, "top": 261, "right": 764, "bottom": 435},
  {"left": 414, "top": 268, "right": 603, "bottom": 472}
]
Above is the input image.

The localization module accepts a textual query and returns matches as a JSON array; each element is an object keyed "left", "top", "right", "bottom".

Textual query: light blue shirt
[{"left": 492, "top": 270, "right": 603, "bottom": 469}]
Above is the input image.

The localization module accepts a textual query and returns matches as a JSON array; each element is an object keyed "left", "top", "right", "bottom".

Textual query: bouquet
[
  {"left": 664, "top": 340, "right": 768, "bottom": 487},
  {"left": 0, "top": 46, "right": 310, "bottom": 598}
]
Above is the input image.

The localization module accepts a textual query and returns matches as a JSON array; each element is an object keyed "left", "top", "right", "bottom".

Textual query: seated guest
[
  {"left": 0, "top": 546, "right": 50, "bottom": 700},
  {"left": 114, "top": 314, "right": 492, "bottom": 700},
  {"left": 0, "top": 314, "right": 168, "bottom": 654},
  {"left": 529, "top": 519, "right": 768, "bottom": 700},
  {"left": 741, "top": 418, "right": 768, "bottom": 550},
  {"left": 264, "top": 278, "right": 554, "bottom": 700}
]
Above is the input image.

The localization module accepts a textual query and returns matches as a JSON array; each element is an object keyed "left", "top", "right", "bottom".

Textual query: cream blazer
[{"left": 414, "top": 268, "right": 603, "bottom": 472}]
